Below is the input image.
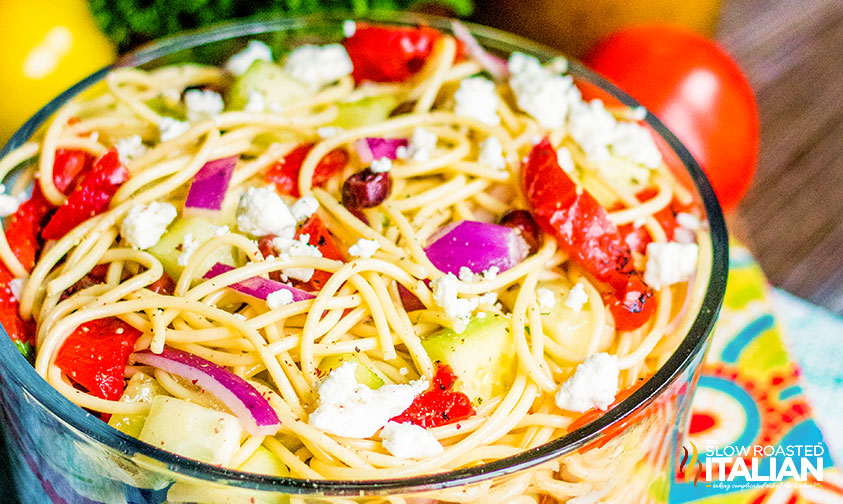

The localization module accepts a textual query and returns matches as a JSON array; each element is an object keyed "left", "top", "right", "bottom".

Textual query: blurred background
[{"left": 1, "top": 0, "right": 840, "bottom": 317}]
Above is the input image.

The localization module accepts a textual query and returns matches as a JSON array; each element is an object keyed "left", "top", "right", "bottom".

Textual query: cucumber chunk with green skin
[
  {"left": 227, "top": 60, "right": 312, "bottom": 111},
  {"left": 318, "top": 353, "right": 384, "bottom": 389},
  {"left": 108, "top": 371, "right": 166, "bottom": 438},
  {"left": 422, "top": 313, "right": 516, "bottom": 404},
  {"left": 331, "top": 95, "right": 399, "bottom": 130},
  {"left": 147, "top": 216, "right": 237, "bottom": 280},
  {"left": 238, "top": 446, "right": 290, "bottom": 477}
]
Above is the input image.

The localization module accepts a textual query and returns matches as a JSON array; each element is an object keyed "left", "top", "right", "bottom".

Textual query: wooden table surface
[{"left": 718, "top": 0, "right": 843, "bottom": 315}]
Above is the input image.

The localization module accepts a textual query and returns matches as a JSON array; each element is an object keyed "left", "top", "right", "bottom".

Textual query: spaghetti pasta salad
[{"left": 0, "top": 21, "right": 709, "bottom": 492}]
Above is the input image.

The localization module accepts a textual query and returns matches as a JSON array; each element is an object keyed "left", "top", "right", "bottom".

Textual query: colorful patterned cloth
[{"left": 669, "top": 245, "right": 843, "bottom": 503}]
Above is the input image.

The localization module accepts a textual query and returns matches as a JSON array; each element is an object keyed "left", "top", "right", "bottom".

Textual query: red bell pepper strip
[
  {"left": 522, "top": 138, "right": 654, "bottom": 330},
  {"left": 294, "top": 216, "right": 343, "bottom": 292},
  {"left": 390, "top": 363, "right": 476, "bottom": 428},
  {"left": 54, "top": 318, "right": 142, "bottom": 401},
  {"left": 264, "top": 144, "right": 348, "bottom": 198},
  {"left": 343, "top": 24, "right": 445, "bottom": 83},
  {"left": 41, "top": 148, "right": 129, "bottom": 241},
  {"left": 5, "top": 185, "right": 53, "bottom": 273},
  {"left": 0, "top": 264, "right": 36, "bottom": 360}
]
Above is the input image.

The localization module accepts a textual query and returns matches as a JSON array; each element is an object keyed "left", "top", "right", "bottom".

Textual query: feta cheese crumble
[
  {"left": 432, "top": 273, "right": 478, "bottom": 332},
  {"left": 556, "top": 146, "right": 576, "bottom": 174},
  {"left": 508, "top": 52, "right": 579, "bottom": 130},
  {"left": 177, "top": 233, "right": 199, "bottom": 267},
  {"left": 478, "top": 136, "right": 506, "bottom": 170},
  {"left": 555, "top": 353, "right": 619, "bottom": 412},
  {"left": 380, "top": 422, "right": 444, "bottom": 459},
  {"left": 158, "top": 117, "right": 190, "bottom": 142},
  {"left": 644, "top": 242, "right": 699, "bottom": 290},
  {"left": 284, "top": 44, "right": 353, "bottom": 89},
  {"left": 348, "top": 238, "right": 380, "bottom": 259},
  {"left": 343, "top": 20, "right": 357, "bottom": 38},
  {"left": 9, "top": 278, "right": 23, "bottom": 301},
  {"left": 537, "top": 287, "right": 556, "bottom": 309},
  {"left": 236, "top": 187, "right": 296, "bottom": 238},
  {"left": 398, "top": 127, "right": 437, "bottom": 162},
  {"left": 225, "top": 40, "right": 272, "bottom": 76},
  {"left": 266, "top": 289, "right": 294, "bottom": 309},
  {"left": 317, "top": 126, "right": 344, "bottom": 139},
  {"left": 120, "top": 202, "right": 177, "bottom": 250},
  {"left": 370, "top": 157, "right": 392, "bottom": 173},
  {"left": 308, "top": 362, "right": 428, "bottom": 438},
  {"left": 290, "top": 196, "right": 319, "bottom": 223},
  {"left": 184, "top": 89, "right": 224, "bottom": 121},
  {"left": 115, "top": 135, "right": 147, "bottom": 164},
  {"left": 673, "top": 212, "right": 701, "bottom": 244},
  {"left": 270, "top": 235, "right": 322, "bottom": 282},
  {"left": 458, "top": 266, "right": 475, "bottom": 282},
  {"left": 564, "top": 282, "right": 589, "bottom": 312},
  {"left": 483, "top": 266, "right": 499, "bottom": 280},
  {"left": 244, "top": 91, "right": 266, "bottom": 113},
  {"left": 0, "top": 186, "right": 23, "bottom": 217},
  {"left": 454, "top": 77, "right": 500, "bottom": 126}
]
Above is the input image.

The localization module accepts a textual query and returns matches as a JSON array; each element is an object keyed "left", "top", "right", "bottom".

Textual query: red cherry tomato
[
  {"left": 264, "top": 143, "right": 349, "bottom": 198},
  {"left": 343, "top": 24, "right": 443, "bottom": 83},
  {"left": 583, "top": 25, "right": 759, "bottom": 211}
]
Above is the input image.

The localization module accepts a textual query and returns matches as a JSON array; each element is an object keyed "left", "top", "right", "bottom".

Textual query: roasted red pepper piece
[
  {"left": 41, "top": 148, "right": 129, "bottom": 240},
  {"left": 522, "top": 138, "right": 654, "bottom": 330},
  {"left": 147, "top": 272, "right": 175, "bottom": 295},
  {"left": 54, "top": 318, "right": 142, "bottom": 401},
  {"left": 294, "top": 216, "right": 343, "bottom": 292},
  {"left": 343, "top": 24, "right": 444, "bottom": 83},
  {"left": 53, "top": 148, "right": 95, "bottom": 195},
  {"left": 5, "top": 185, "right": 53, "bottom": 272},
  {"left": 0, "top": 264, "right": 36, "bottom": 360},
  {"left": 264, "top": 144, "right": 349, "bottom": 198},
  {"left": 390, "top": 363, "right": 476, "bottom": 428}
]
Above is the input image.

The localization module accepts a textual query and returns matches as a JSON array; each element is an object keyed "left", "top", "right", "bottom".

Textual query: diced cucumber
[
  {"left": 139, "top": 396, "right": 242, "bottom": 466},
  {"left": 318, "top": 353, "right": 384, "bottom": 389},
  {"left": 108, "top": 372, "right": 166, "bottom": 438},
  {"left": 422, "top": 313, "right": 516, "bottom": 404},
  {"left": 238, "top": 446, "right": 289, "bottom": 477},
  {"left": 147, "top": 216, "right": 237, "bottom": 280},
  {"left": 536, "top": 280, "right": 613, "bottom": 355},
  {"left": 227, "top": 60, "right": 312, "bottom": 111},
  {"left": 331, "top": 95, "right": 398, "bottom": 130}
]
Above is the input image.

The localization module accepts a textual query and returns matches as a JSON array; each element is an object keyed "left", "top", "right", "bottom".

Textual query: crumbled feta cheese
[
  {"left": 380, "top": 421, "right": 443, "bottom": 459},
  {"left": 9, "top": 278, "right": 23, "bottom": 301},
  {"left": 0, "top": 188, "right": 23, "bottom": 217},
  {"left": 236, "top": 187, "right": 296, "bottom": 238},
  {"left": 478, "top": 136, "right": 506, "bottom": 170},
  {"left": 370, "top": 157, "right": 392, "bottom": 173},
  {"left": 399, "top": 127, "right": 437, "bottom": 163},
  {"left": 308, "top": 362, "right": 428, "bottom": 438},
  {"left": 564, "top": 282, "right": 588, "bottom": 312},
  {"left": 120, "top": 202, "right": 177, "bottom": 250},
  {"left": 285, "top": 44, "right": 353, "bottom": 89},
  {"left": 115, "top": 135, "right": 147, "bottom": 164},
  {"left": 348, "top": 238, "right": 380, "bottom": 259},
  {"left": 454, "top": 77, "right": 500, "bottom": 126},
  {"left": 476, "top": 311, "right": 487, "bottom": 319},
  {"left": 610, "top": 122, "right": 662, "bottom": 168},
  {"left": 508, "top": 52, "right": 579, "bottom": 130},
  {"left": 184, "top": 89, "right": 224, "bottom": 121},
  {"left": 343, "top": 20, "right": 357, "bottom": 38},
  {"left": 458, "top": 266, "right": 475, "bottom": 282},
  {"left": 556, "top": 146, "right": 576, "bottom": 174},
  {"left": 266, "top": 289, "right": 294, "bottom": 309},
  {"left": 178, "top": 233, "right": 199, "bottom": 266},
  {"left": 211, "top": 225, "right": 230, "bottom": 236},
  {"left": 483, "top": 266, "right": 499, "bottom": 280},
  {"left": 226, "top": 40, "right": 273, "bottom": 76},
  {"left": 673, "top": 212, "right": 701, "bottom": 244},
  {"left": 271, "top": 235, "right": 322, "bottom": 282},
  {"left": 398, "top": 367, "right": 409, "bottom": 376},
  {"left": 432, "top": 273, "right": 476, "bottom": 332},
  {"left": 290, "top": 196, "right": 319, "bottom": 223},
  {"left": 158, "top": 117, "right": 190, "bottom": 142},
  {"left": 477, "top": 292, "right": 498, "bottom": 306},
  {"left": 555, "top": 353, "right": 619, "bottom": 412},
  {"left": 317, "top": 126, "right": 344, "bottom": 139},
  {"left": 537, "top": 287, "right": 556, "bottom": 309},
  {"left": 244, "top": 91, "right": 266, "bottom": 113},
  {"left": 644, "top": 242, "right": 699, "bottom": 290}
]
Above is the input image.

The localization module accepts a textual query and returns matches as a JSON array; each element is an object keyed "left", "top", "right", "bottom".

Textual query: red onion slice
[
  {"left": 203, "top": 263, "right": 314, "bottom": 302},
  {"left": 184, "top": 156, "right": 237, "bottom": 215},
  {"left": 132, "top": 347, "right": 281, "bottom": 436},
  {"left": 424, "top": 220, "right": 528, "bottom": 275},
  {"left": 355, "top": 137, "right": 408, "bottom": 164},
  {"left": 451, "top": 21, "right": 509, "bottom": 81}
]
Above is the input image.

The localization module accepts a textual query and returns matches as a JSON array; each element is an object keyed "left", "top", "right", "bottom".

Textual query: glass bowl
[{"left": 0, "top": 12, "right": 728, "bottom": 504}]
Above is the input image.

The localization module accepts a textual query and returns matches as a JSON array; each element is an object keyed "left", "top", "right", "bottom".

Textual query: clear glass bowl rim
[{"left": 0, "top": 11, "right": 729, "bottom": 497}]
